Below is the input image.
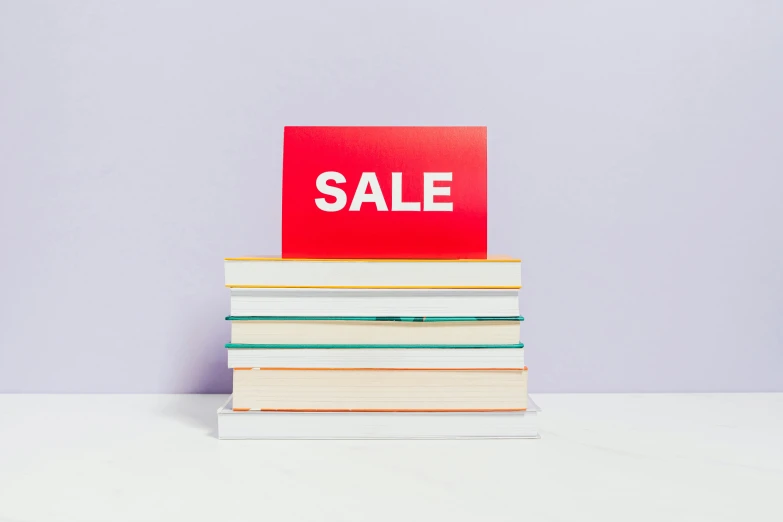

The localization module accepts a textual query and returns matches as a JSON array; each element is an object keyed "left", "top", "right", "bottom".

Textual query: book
[
  {"left": 218, "top": 395, "right": 539, "bottom": 439},
  {"left": 227, "top": 347, "right": 525, "bottom": 369},
  {"left": 229, "top": 288, "right": 520, "bottom": 317},
  {"left": 224, "top": 256, "right": 521, "bottom": 289},
  {"left": 227, "top": 316, "right": 523, "bottom": 345},
  {"left": 232, "top": 368, "right": 528, "bottom": 411}
]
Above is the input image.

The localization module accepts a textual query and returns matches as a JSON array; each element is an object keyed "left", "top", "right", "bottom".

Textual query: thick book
[
  {"left": 232, "top": 368, "right": 528, "bottom": 411},
  {"left": 229, "top": 288, "right": 520, "bottom": 317},
  {"left": 227, "top": 346, "right": 525, "bottom": 369},
  {"left": 227, "top": 316, "right": 523, "bottom": 345},
  {"left": 224, "top": 256, "right": 521, "bottom": 289},
  {"left": 218, "top": 395, "right": 539, "bottom": 439}
]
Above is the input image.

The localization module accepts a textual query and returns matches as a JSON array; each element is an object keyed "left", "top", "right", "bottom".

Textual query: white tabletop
[{"left": 0, "top": 393, "right": 780, "bottom": 521}]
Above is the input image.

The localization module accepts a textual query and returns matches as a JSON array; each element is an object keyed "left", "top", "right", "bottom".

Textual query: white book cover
[
  {"left": 217, "top": 395, "right": 540, "bottom": 439},
  {"left": 230, "top": 288, "right": 520, "bottom": 317},
  {"left": 224, "top": 257, "right": 522, "bottom": 288}
]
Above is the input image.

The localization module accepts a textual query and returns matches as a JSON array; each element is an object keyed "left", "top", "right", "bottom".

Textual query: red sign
[{"left": 282, "top": 126, "right": 487, "bottom": 259}]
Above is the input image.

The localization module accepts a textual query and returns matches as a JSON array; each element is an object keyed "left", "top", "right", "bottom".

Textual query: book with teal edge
[
  {"left": 226, "top": 343, "right": 524, "bottom": 349},
  {"left": 226, "top": 316, "right": 524, "bottom": 322}
]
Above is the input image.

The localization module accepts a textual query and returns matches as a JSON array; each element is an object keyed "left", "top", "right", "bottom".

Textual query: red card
[{"left": 282, "top": 126, "right": 487, "bottom": 259}]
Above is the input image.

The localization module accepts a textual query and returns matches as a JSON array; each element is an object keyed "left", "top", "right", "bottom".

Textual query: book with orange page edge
[
  {"left": 225, "top": 255, "right": 519, "bottom": 261},
  {"left": 223, "top": 257, "right": 522, "bottom": 288},
  {"left": 231, "top": 366, "right": 529, "bottom": 412}
]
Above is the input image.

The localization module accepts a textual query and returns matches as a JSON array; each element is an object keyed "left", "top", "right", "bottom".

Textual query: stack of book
[{"left": 217, "top": 256, "right": 537, "bottom": 439}]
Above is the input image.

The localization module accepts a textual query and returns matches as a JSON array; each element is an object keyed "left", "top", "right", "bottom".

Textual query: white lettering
[
  {"left": 391, "top": 172, "right": 421, "bottom": 211},
  {"left": 349, "top": 172, "right": 388, "bottom": 211},
  {"left": 315, "top": 171, "right": 347, "bottom": 212},
  {"left": 423, "top": 172, "right": 453, "bottom": 211},
  {"left": 315, "top": 172, "right": 454, "bottom": 212}
]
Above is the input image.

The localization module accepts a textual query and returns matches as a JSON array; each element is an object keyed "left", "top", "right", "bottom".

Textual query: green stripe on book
[
  {"left": 226, "top": 316, "right": 524, "bottom": 322},
  {"left": 225, "top": 343, "right": 525, "bottom": 349}
]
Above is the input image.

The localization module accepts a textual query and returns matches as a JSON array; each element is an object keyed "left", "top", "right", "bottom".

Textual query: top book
[
  {"left": 282, "top": 126, "right": 487, "bottom": 259},
  {"left": 224, "top": 257, "right": 521, "bottom": 289}
]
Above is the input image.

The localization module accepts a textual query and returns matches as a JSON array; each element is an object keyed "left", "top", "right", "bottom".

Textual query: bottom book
[{"left": 217, "top": 395, "right": 540, "bottom": 440}]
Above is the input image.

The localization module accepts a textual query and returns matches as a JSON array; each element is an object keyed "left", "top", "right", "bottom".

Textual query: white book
[
  {"left": 228, "top": 319, "right": 522, "bottom": 345},
  {"left": 232, "top": 368, "right": 528, "bottom": 411},
  {"left": 218, "top": 395, "right": 540, "bottom": 439},
  {"left": 227, "top": 347, "right": 524, "bottom": 369},
  {"left": 224, "top": 256, "right": 521, "bottom": 288},
  {"left": 230, "top": 288, "right": 520, "bottom": 317}
]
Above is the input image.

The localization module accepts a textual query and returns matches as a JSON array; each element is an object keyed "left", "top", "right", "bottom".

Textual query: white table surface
[{"left": 0, "top": 393, "right": 780, "bottom": 522}]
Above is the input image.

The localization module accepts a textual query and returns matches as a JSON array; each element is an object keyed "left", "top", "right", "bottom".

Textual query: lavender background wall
[{"left": 1, "top": 1, "right": 782, "bottom": 393}]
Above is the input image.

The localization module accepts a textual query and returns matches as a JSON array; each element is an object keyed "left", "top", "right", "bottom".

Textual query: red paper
[{"left": 282, "top": 126, "right": 487, "bottom": 259}]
